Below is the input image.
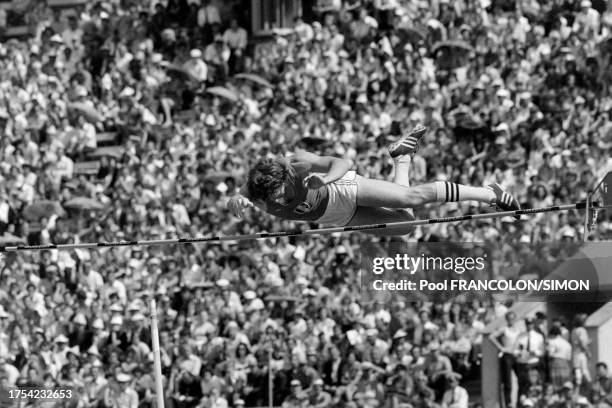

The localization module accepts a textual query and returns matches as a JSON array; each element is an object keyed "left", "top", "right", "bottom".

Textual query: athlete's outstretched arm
[
  {"left": 227, "top": 185, "right": 264, "bottom": 217},
  {"left": 292, "top": 148, "right": 353, "bottom": 189}
]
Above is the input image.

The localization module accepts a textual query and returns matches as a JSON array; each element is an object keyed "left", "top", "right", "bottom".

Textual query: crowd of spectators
[
  {"left": 490, "top": 310, "right": 606, "bottom": 408},
  {"left": 1, "top": 0, "right": 612, "bottom": 407}
]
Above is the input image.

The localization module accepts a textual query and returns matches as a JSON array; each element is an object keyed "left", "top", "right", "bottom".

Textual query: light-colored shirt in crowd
[
  {"left": 496, "top": 324, "right": 521, "bottom": 352},
  {"left": 515, "top": 329, "right": 545, "bottom": 358},
  {"left": 107, "top": 280, "right": 127, "bottom": 303},
  {"left": 204, "top": 43, "right": 230, "bottom": 64},
  {"left": 316, "top": 0, "right": 341, "bottom": 11},
  {"left": 223, "top": 27, "right": 247, "bottom": 50},
  {"left": 511, "top": 15, "right": 531, "bottom": 43},
  {"left": 0, "top": 332, "right": 8, "bottom": 357},
  {"left": 171, "top": 203, "right": 191, "bottom": 226},
  {"left": 295, "top": 22, "right": 314, "bottom": 42},
  {"left": 183, "top": 58, "right": 208, "bottom": 82},
  {"left": 571, "top": 326, "right": 590, "bottom": 352},
  {"left": 573, "top": 7, "right": 600, "bottom": 35},
  {"left": 547, "top": 336, "right": 572, "bottom": 361},
  {"left": 0, "top": 201, "right": 8, "bottom": 224},
  {"left": 210, "top": 396, "right": 229, "bottom": 408},
  {"left": 197, "top": 4, "right": 221, "bottom": 26},
  {"left": 56, "top": 155, "right": 74, "bottom": 180},
  {"left": 0, "top": 362, "right": 20, "bottom": 386},
  {"left": 84, "top": 270, "right": 104, "bottom": 293},
  {"left": 106, "top": 387, "right": 138, "bottom": 408},
  {"left": 80, "top": 122, "right": 97, "bottom": 149},
  {"left": 441, "top": 385, "right": 469, "bottom": 408},
  {"left": 16, "top": 182, "right": 35, "bottom": 205},
  {"left": 62, "top": 27, "right": 83, "bottom": 48}
]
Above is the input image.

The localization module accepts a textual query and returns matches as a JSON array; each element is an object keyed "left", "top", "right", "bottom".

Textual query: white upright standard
[{"left": 149, "top": 298, "right": 165, "bottom": 408}]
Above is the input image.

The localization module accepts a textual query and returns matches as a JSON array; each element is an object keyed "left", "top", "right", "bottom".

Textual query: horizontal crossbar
[{"left": 0, "top": 202, "right": 599, "bottom": 253}]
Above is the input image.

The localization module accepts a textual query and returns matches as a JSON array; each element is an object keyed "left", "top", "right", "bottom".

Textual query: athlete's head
[{"left": 247, "top": 158, "right": 289, "bottom": 202}]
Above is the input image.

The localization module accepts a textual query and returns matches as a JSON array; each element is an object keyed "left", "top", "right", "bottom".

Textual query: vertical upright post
[
  {"left": 583, "top": 192, "right": 591, "bottom": 242},
  {"left": 149, "top": 298, "right": 165, "bottom": 408},
  {"left": 268, "top": 348, "right": 273, "bottom": 408}
]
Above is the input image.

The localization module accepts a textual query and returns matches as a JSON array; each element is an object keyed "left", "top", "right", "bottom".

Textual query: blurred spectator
[
  {"left": 441, "top": 372, "right": 469, "bottom": 408},
  {"left": 547, "top": 325, "right": 573, "bottom": 389},
  {"left": 515, "top": 317, "right": 546, "bottom": 397},
  {"left": 204, "top": 34, "right": 230, "bottom": 82},
  {"left": 184, "top": 49, "right": 209, "bottom": 83},
  {"left": 223, "top": 19, "right": 247, "bottom": 74},
  {"left": 103, "top": 373, "right": 138, "bottom": 408}
]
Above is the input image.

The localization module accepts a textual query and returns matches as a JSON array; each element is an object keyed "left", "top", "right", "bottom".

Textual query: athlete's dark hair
[{"left": 247, "top": 158, "right": 289, "bottom": 202}]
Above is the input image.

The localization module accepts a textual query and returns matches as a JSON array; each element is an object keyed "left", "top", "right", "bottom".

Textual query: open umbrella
[
  {"left": 64, "top": 197, "right": 105, "bottom": 211},
  {"left": 271, "top": 27, "right": 295, "bottom": 36},
  {"left": 301, "top": 136, "right": 329, "bottom": 148},
  {"left": 187, "top": 281, "right": 215, "bottom": 290},
  {"left": 205, "top": 86, "right": 239, "bottom": 102},
  {"left": 265, "top": 295, "right": 299, "bottom": 302},
  {"left": 234, "top": 73, "right": 273, "bottom": 88},
  {"left": 67, "top": 102, "right": 103, "bottom": 123},
  {"left": 453, "top": 114, "right": 489, "bottom": 140},
  {"left": 174, "top": 109, "right": 197, "bottom": 122},
  {"left": 399, "top": 26, "right": 427, "bottom": 44},
  {"left": 89, "top": 146, "right": 125, "bottom": 160},
  {"left": 203, "top": 171, "right": 234, "bottom": 183},
  {"left": 432, "top": 40, "right": 473, "bottom": 53},
  {"left": 160, "top": 62, "right": 197, "bottom": 82},
  {"left": 23, "top": 201, "right": 66, "bottom": 221},
  {"left": 0, "top": 233, "right": 25, "bottom": 245},
  {"left": 432, "top": 40, "right": 474, "bottom": 69}
]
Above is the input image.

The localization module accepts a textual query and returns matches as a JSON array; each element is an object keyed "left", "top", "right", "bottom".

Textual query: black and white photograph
[{"left": 1, "top": 0, "right": 612, "bottom": 407}]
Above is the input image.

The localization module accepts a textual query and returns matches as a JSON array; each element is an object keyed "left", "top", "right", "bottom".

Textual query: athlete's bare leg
[
  {"left": 355, "top": 176, "right": 505, "bottom": 208},
  {"left": 391, "top": 154, "right": 414, "bottom": 217},
  {"left": 345, "top": 125, "right": 520, "bottom": 235},
  {"left": 354, "top": 124, "right": 519, "bottom": 211},
  {"left": 346, "top": 155, "right": 416, "bottom": 236}
]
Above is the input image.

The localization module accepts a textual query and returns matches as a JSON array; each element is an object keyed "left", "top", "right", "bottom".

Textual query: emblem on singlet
[
  {"left": 295, "top": 201, "right": 312, "bottom": 215},
  {"left": 294, "top": 189, "right": 319, "bottom": 215}
]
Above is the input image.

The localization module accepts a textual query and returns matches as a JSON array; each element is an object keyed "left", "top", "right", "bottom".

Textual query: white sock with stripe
[
  {"left": 393, "top": 157, "right": 411, "bottom": 186},
  {"left": 434, "top": 181, "right": 496, "bottom": 204}
]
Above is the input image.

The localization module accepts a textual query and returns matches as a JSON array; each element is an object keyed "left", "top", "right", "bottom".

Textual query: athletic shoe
[
  {"left": 488, "top": 183, "right": 521, "bottom": 219},
  {"left": 387, "top": 124, "right": 428, "bottom": 158}
]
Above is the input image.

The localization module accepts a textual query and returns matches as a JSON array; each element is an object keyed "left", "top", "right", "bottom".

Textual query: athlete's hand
[
  {"left": 227, "top": 196, "right": 253, "bottom": 218},
  {"left": 304, "top": 174, "right": 327, "bottom": 189}
]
